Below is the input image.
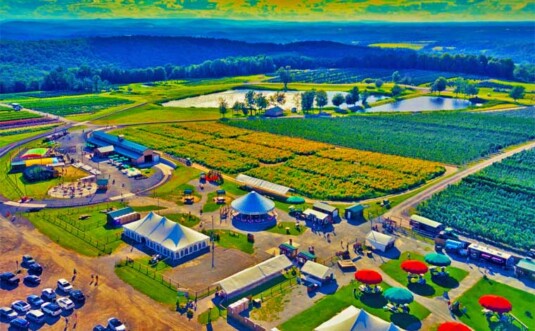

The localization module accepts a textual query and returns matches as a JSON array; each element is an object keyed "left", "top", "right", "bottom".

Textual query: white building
[{"left": 123, "top": 212, "right": 210, "bottom": 261}]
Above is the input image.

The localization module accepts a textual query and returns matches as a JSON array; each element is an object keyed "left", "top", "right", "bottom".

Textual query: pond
[
  {"left": 162, "top": 89, "right": 387, "bottom": 109},
  {"left": 367, "top": 96, "right": 472, "bottom": 112}
]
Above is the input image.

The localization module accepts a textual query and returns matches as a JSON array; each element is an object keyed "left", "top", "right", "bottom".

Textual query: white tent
[
  {"left": 303, "top": 208, "right": 329, "bottom": 222},
  {"left": 123, "top": 212, "right": 210, "bottom": 260},
  {"left": 219, "top": 255, "right": 293, "bottom": 298},
  {"left": 301, "top": 261, "right": 332, "bottom": 282},
  {"left": 366, "top": 231, "right": 395, "bottom": 252},
  {"left": 315, "top": 306, "right": 403, "bottom": 331}
]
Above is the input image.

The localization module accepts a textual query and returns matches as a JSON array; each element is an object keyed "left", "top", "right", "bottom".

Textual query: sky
[{"left": 1, "top": 0, "right": 534, "bottom": 22}]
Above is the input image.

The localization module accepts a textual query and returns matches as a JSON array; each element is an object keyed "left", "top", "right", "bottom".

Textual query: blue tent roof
[{"left": 231, "top": 191, "right": 275, "bottom": 215}]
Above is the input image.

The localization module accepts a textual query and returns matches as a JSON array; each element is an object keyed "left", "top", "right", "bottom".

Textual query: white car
[
  {"left": 57, "top": 278, "right": 73, "bottom": 292},
  {"left": 57, "top": 297, "right": 75, "bottom": 310},
  {"left": 41, "top": 288, "right": 57, "bottom": 301},
  {"left": 41, "top": 302, "right": 62, "bottom": 316},
  {"left": 26, "top": 310, "right": 45, "bottom": 324}
]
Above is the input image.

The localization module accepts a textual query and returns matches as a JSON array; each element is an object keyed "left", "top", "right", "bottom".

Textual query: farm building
[
  {"left": 300, "top": 261, "right": 333, "bottom": 285},
  {"left": 303, "top": 208, "right": 330, "bottom": 224},
  {"left": 344, "top": 204, "right": 365, "bottom": 222},
  {"left": 297, "top": 251, "right": 317, "bottom": 264},
  {"left": 218, "top": 255, "right": 293, "bottom": 300},
  {"left": 88, "top": 131, "right": 159, "bottom": 166},
  {"left": 315, "top": 306, "right": 402, "bottom": 331},
  {"left": 515, "top": 259, "right": 535, "bottom": 279},
  {"left": 366, "top": 231, "right": 395, "bottom": 252},
  {"left": 95, "top": 145, "right": 115, "bottom": 157},
  {"left": 123, "top": 212, "right": 210, "bottom": 261},
  {"left": 279, "top": 241, "right": 298, "bottom": 259},
  {"left": 106, "top": 207, "right": 139, "bottom": 227},
  {"left": 409, "top": 214, "right": 444, "bottom": 235},
  {"left": 313, "top": 202, "right": 339, "bottom": 219},
  {"left": 264, "top": 106, "right": 284, "bottom": 117}
]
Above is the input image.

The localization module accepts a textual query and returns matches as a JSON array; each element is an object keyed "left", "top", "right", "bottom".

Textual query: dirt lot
[
  {"left": 0, "top": 216, "right": 201, "bottom": 331},
  {"left": 164, "top": 247, "right": 259, "bottom": 292}
]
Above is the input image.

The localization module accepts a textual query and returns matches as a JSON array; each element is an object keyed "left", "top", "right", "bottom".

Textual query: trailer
[{"left": 468, "top": 244, "right": 515, "bottom": 268}]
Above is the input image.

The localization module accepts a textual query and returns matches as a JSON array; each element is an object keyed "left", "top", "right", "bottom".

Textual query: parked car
[
  {"left": 11, "top": 300, "right": 31, "bottom": 314},
  {"left": 41, "top": 302, "right": 61, "bottom": 316},
  {"left": 26, "top": 295, "right": 44, "bottom": 307},
  {"left": 107, "top": 317, "right": 126, "bottom": 331},
  {"left": 41, "top": 288, "right": 56, "bottom": 301},
  {"left": 28, "top": 263, "right": 43, "bottom": 275},
  {"left": 9, "top": 317, "right": 29, "bottom": 329},
  {"left": 23, "top": 275, "right": 41, "bottom": 285},
  {"left": 69, "top": 289, "right": 85, "bottom": 303},
  {"left": 26, "top": 310, "right": 45, "bottom": 324},
  {"left": 93, "top": 325, "right": 107, "bottom": 331},
  {"left": 57, "top": 297, "right": 75, "bottom": 310},
  {"left": 57, "top": 278, "right": 73, "bottom": 292},
  {"left": 22, "top": 255, "right": 35, "bottom": 265},
  {"left": 0, "top": 307, "right": 17, "bottom": 320},
  {"left": 0, "top": 272, "right": 20, "bottom": 285}
]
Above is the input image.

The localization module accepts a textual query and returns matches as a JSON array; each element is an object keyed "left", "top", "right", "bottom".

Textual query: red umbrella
[
  {"left": 354, "top": 270, "right": 383, "bottom": 285},
  {"left": 479, "top": 295, "right": 512, "bottom": 313},
  {"left": 401, "top": 260, "right": 428, "bottom": 274},
  {"left": 438, "top": 322, "right": 471, "bottom": 331}
]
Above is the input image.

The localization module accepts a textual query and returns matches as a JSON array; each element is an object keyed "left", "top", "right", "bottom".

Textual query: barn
[{"left": 88, "top": 131, "right": 159, "bottom": 166}]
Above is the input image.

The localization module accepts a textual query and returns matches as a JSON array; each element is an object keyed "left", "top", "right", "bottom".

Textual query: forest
[{"left": 1, "top": 35, "right": 532, "bottom": 93}]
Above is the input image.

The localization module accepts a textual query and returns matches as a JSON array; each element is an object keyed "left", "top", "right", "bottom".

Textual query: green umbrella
[
  {"left": 425, "top": 253, "right": 452, "bottom": 267},
  {"left": 384, "top": 287, "right": 414, "bottom": 305},
  {"left": 286, "top": 196, "right": 305, "bottom": 204}
]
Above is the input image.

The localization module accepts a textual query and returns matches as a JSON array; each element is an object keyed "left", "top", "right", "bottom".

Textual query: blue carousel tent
[{"left": 231, "top": 191, "right": 275, "bottom": 215}]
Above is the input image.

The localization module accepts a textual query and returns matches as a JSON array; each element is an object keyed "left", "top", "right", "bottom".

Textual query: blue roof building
[
  {"left": 88, "top": 131, "right": 158, "bottom": 166},
  {"left": 231, "top": 191, "right": 275, "bottom": 215}
]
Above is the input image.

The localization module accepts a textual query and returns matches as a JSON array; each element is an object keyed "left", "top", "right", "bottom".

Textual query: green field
[
  {"left": 163, "top": 212, "right": 201, "bottom": 228},
  {"left": 0, "top": 125, "right": 58, "bottom": 147},
  {"left": 202, "top": 229, "right": 254, "bottom": 254},
  {"left": 369, "top": 43, "right": 428, "bottom": 51},
  {"left": 380, "top": 252, "right": 469, "bottom": 298},
  {"left": 456, "top": 278, "right": 535, "bottom": 331},
  {"left": 279, "top": 281, "right": 431, "bottom": 330},
  {"left": 0, "top": 109, "right": 41, "bottom": 122},
  {"left": 266, "top": 221, "right": 308, "bottom": 236}
]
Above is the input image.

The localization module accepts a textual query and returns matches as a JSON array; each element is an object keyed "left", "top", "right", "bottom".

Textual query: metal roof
[
  {"left": 303, "top": 208, "right": 329, "bottom": 221},
  {"left": 301, "top": 261, "right": 331, "bottom": 280},
  {"left": 410, "top": 214, "right": 443, "bottom": 229},
  {"left": 107, "top": 207, "right": 134, "bottom": 219},
  {"left": 313, "top": 202, "right": 337, "bottom": 213},
  {"left": 345, "top": 204, "right": 364, "bottom": 212},
  {"left": 96, "top": 145, "right": 114, "bottom": 153},
  {"left": 91, "top": 131, "right": 148, "bottom": 154},
  {"left": 516, "top": 259, "right": 535, "bottom": 273},
  {"left": 236, "top": 174, "right": 291, "bottom": 196}
]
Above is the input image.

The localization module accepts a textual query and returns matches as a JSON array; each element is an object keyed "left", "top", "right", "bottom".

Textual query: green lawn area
[
  {"left": 220, "top": 180, "right": 247, "bottom": 196},
  {"left": 202, "top": 191, "right": 228, "bottom": 213},
  {"left": 273, "top": 200, "right": 311, "bottom": 213},
  {"left": 0, "top": 125, "right": 59, "bottom": 147},
  {"left": 198, "top": 305, "right": 228, "bottom": 325},
  {"left": 152, "top": 164, "right": 201, "bottom": 202},
  {"left": 25, "top": 203, "right": 125, "bottom": 256},
  {"left": 267, "top": 221, "right": 307, "bottom": 236},
  {"left": 163, "top": 212, "right": 200, "bottom": 227},
  {"left": 279, "top": 281, "right": 431, "bottom": 330},
  {"left": 203, "top": 229, "right": 254, "bottom": 254},
  {"left": 456, "top": 278, "right": 535, "bottom": 331},
  {"left": 380, "top": 251, "right": 469, "bottom": 298},
  {"left": 130, "top": 205, "right": 167, "bottom": 212}
]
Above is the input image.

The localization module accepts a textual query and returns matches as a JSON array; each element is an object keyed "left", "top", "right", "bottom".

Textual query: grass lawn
[
  {"left": 267, "top": 221, "right": 307, "bottom": 236},
  {"left": 251, "top": 291, "right": 291, "bottom": 322},
  {"left": 198, "top": 305, "right": 227, "bottom": 325},
  {"left": 152, "top": 165, "right": 201, "bottom": 201},
  {"left": 163, "top": 212, "right": 200, "bottom": 227},
  {"left": 273, "top": 200, "right": 311, "bottom": 213},
  {"left": 279, "top": 281, "right": 431, "bottom": 331},
  {"left": 202, "top": 191, "right": 227, "bottom": 213},
  {"left": 130, "top": 205, "right": 167, "bottom": 212},
  {"left": 220, "top": 180, "right": 247, "bottom": 196},
  {"left": 456, "top": 278, "right": 535, "bottom": 331},
  {"left": 204, "top": 229, "right": 254, "bottom": 254},
  {"left": 380, "top": 251, "right": 469, "bottom": 298}
]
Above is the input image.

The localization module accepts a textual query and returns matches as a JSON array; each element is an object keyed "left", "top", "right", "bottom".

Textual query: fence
[{"left": 253, "top": 276, "right": 297, "bottom": 302}]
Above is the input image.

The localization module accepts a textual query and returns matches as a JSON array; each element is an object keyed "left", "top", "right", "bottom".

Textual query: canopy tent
[
  {"left": 236, "top": 174, "right": 291, "bottom": 196},
  {"left": 479, "top": 295, "right": 512, "bottom": 313},
  {"left": 425, "top": 253, "right": 452, "bottom": 267},
  {"left": 286, "top": 196, "right": 305, "bottom": 204},
  {"left": 123, "top": 212, "right": 210, "bottom": 261},
  {"left": 315, "top": 306, "right": 402, "bottom": 331},
  {"left": 437, "top": 322, "right": 471, "bottom": 331},
  {"left": 384, "top": 287, "right": 414, "bottom": 305},
  {"left": 301, "top": 261, "right": 332, "bottom": 281},
  {"left": 401, "top": 260, "right": 429, "bottom": 274},
  {"left": 219, "top": 255, "right": 292, "bottom": 298},
  {"left": 366, "top": 231, "right": 395, "bottom": 252},
  {"left": 21, "top": 148, "right": 49, "bottom": 159},
  {"left": 354, "top": 270, "right": 383, "bottom": 285},
  {"left": 231, "top": 191, "right": 275, "bottom": 216}
]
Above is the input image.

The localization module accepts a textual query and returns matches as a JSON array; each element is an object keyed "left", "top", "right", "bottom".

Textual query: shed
[
  {"left": 301, "top": 261, "right": 333, "bottom": 284},
  {"left": 313, "top": 202, "right": 339, "bottom": 218},
  {"left": 96, "top": 178, "right": 109, "bottom": 190},
  {"left": 366, "top": 231, "right": 395, "bottom": 252},
  {"left": 515, "top": 259, "right": 535, "bottom": 279},
  {"left": 303, "top": 208, "right": 329, "bottom": 223},
  {"left": 410, "top": 214, "right": 444, "bottom": 235},
  {"left": 106, "top": 207, "right": 140, "bottom": 227},
  {"left": 297, "top": 251, "right": 317, "bottom": 264},
  {"left": 264, "top": 106, "right": 284, "bottom": 117},
  {"left": 345, "top": 204, "right": 364, "bottom": 222},
  {"left": 95, "top": 145, "right": 115, "bottom": 157},
  {"left": 279, "top": 242, "right": 298, "bottom": 258}
]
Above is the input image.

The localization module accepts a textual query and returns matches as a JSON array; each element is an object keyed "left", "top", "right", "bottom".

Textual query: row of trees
[{"left": 218, "top": 90, "right": 290, "bottom": 117}]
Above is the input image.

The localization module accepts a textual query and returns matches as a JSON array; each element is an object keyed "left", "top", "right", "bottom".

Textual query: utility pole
[{"left": 211, "top": 215, "right": 215, "bottom": 269}]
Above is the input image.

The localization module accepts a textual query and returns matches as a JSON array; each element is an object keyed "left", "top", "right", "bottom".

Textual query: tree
[
  {"left": 232, "top": 101, "right": 246, "bottom": 116},
  {"left": 254, "top": 93, "right": 268, "bottom": 113},
  {"left": 392, "top": 71, "right": 401, "bottom": 83},
  {"left": 391, "top": 85, "right": 403, "bottom": 98},
  {"left": 277, "top": 66, "right": 293, "bottom": 91},
  {"left": 361, "top": 91, "right": 370, "bottom": 107},
  {"left": 315, "top": 90, "right": 328, "bottom": 111},
  {"left": 301, "top": 90, "right": 316, "bottom": 114},
  {"left": 269, "top": 91, "right": 286, "bottom": 106},
  {"left": 218, "top": 98, "right": 228, "bottom": 118},
  {"left": 245, "top": 90, "right": 256, "bottom": 114},
  {"left": 453, "top": 78, "right": 467, "bottom": 96},
  {"left": 431, "top": 77, "right": 447, "bottom": 95},
  {"left": 375, "top": 79, "right": 384, "bottom": 89},
  {"left": 332, "top": 93, "right": 345, "bottom": 107},
  {"left": 466, "top": 84, "right": 479, "bottom": 97},
  {"left": 348, "top": 86, "right": 360, "bottom": 105},
  {"left": 509, "top": 86, "right": 525, "bottom": 102},
  {"left": 345, "top": 94, "right": 354, "bottom": 106}
]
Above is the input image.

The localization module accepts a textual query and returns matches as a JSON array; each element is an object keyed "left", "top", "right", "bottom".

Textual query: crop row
[
  {"left": 0, "top": 110, "right": 41, "bottom": 123},
  {"left": 238, "top": 132, "right": 332, "bottom": 155},
  {"left": 204, "top": 138, "right": 293, "bottom": 164},
  {"left": 229, "top": 113, "right": 535, "bottom": 165},
  {"left": 0, "top": 117, "right": 57, "bottom": 129},
  {"left": 16, "top": 96, "right": 133, "bottom": 116},
  {"left": 175, "top": 122, "right": 249, "bottom": 138}
]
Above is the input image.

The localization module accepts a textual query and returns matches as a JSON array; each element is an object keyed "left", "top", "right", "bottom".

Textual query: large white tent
[
  {"left": 315, "top": 306, "right": 403, "bottom": 331},
  {"left": 366, "top": 231, "right": 396, "bottom": 252},
  {"left": 123, "top": 212, "right": 210, "bottom": 261},
  {"left": 219, "top": 255, "right": 293, "bottom": 299},
  {"left": 301, "top": 261, "right": 332, "bottom": 283}
]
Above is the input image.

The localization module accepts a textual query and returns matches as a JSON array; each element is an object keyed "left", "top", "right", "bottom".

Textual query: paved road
[{"left": 385, "top": 140, "right": 535, "bottom": 222}]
